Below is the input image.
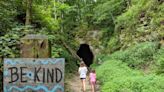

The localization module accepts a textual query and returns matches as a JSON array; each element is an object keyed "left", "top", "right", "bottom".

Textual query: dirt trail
[{"left": 67, "top": 74, "right": 100, "bottom": 92}]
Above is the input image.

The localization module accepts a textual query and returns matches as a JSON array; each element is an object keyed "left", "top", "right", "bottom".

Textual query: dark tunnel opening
[{"left": 77, "top": 44, "right": 94, "bottom": 67}]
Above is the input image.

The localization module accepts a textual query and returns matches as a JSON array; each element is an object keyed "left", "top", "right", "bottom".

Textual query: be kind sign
[{"left": 3, "top": 58, "right": 65, "bottom": 92}]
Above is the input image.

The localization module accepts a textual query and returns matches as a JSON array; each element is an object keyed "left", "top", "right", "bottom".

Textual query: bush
[
  {"left": 116, "top": 0, "right": 153, "bottom": 28},
  {"left": 115, "top": 0, "right": 163, "bottom": 48},
  {"left": 95, "top": 42, "right": 164, "bottom": 92},
  {"left": 107, "top": 36, "right": 120, "bottom": 53},
  {"left": 109, "top": 42, "right": 158, "bottom": 68},
  {"left": 96, "top": 60, "right": 164, "bottom": 92},
  {"left": 154, "top": 47, "right": 164, "bottom": 74}
]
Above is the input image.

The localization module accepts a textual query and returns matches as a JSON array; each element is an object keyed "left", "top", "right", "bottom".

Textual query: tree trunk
[
  {"left": 25, "top": 0, "right": 32, "bottom": 26},
  {"left": 61, "top": 40, "right": 82, "bottom": 62}
]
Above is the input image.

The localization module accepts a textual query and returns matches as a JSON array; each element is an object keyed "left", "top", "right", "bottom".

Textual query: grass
[
  {"left": 96, "top": 60, "right": 164, "bottom": 92},
  {"left": 95, "top": 42, "right": 164, "bottom": 92}
]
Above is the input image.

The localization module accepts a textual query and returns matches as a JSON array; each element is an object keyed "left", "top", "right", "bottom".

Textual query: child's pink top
[{"left": 89, "top": 73, "right": 96, "bottom": 82}]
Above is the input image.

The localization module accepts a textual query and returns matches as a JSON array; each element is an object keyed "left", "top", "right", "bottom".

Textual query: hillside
[
  {"left": 92, "top": 0, "right": 164, "bottom": 91},
  {"left": 94, "top": 42, "right": 164, "bottom": 91}
]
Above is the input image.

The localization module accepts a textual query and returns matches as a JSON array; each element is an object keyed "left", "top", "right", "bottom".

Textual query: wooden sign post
[
  {"left": 20, "top": 35, "right": 51, "bottom": 58},
  {"left": 3, "top": 35, "right": 65, "bottom": 92}
]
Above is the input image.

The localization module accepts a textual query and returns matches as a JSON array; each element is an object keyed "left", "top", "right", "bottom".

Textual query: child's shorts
[{"left": 80, "top": 78, "right": 86, "bottom": 80}]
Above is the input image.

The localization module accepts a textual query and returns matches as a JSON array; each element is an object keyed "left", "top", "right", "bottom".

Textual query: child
[
  {"left": 78, "top": 62, "right": 88, "bottom": 92},
  {"left": 89, "top": 69, "right": 96, "bottom": 92}
]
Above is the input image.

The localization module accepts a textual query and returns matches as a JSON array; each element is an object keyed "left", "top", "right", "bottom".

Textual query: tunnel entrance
[{"left": 77, "top": 44, "right": 94, "bottom": 67}]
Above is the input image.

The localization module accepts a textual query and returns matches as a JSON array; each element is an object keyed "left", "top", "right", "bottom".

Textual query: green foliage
[
  {"left": 33, "top": 4, "right": 59, "bottom": 31},
  {"left": 107, "top": 36, "right": 120, "bottom": 53},
  {"left": 92, "top": 0, "right": 128, "bottom": 48},
  {"left": 95, "top": 42, "right": 164, "bottom": 91},
  {"left": 0, "top": 34, "right": 20, "bottom": 58},
  {"left": 115, "top": 0, "right": 164, "bottom": 47},
  {"left": 116, "top": 0, "right": 151, "bottom": 29},
  {"left": 0, "top": 1, "right": 79, "bottom": 88},
  {"left": 93, "top": 0, "right": 126, "bottom": 25},
  {"left": 0, "top": 0, "right": 18, "bottom": 35},
  {"left": 154, "top": 47, "right": 164, "bottom": 74},
  {"left": 96, "top": 60, "right": 164, "bottom": 92},
  {"left": 109, "top": 42, "right": 158, "bottom": 68},
  {"left": 0, "top": 0, "right": 163, "bottom": 91}
]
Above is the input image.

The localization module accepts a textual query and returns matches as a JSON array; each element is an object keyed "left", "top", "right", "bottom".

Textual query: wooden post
[
  {"left": 25, "top": 0, "right": 32, "bottom": 26},
  {"left": 20, "top": 34, "right": 51, "bottom": 58}
]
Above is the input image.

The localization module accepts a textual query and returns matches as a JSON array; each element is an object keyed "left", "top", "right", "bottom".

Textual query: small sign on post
[
  {"left": 20, "top": 35, "right": 51, "bottom": 58},
  {"left": 3, "top": 58, "right": 65, "bottom": 92}
]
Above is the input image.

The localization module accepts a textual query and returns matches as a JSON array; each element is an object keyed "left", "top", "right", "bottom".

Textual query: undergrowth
[
  {"left": 96, "top": 60, "right": 164, "bottom": 92},
  {"left": 95, "top": 42, "right": 164, "bottom": 92}
]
